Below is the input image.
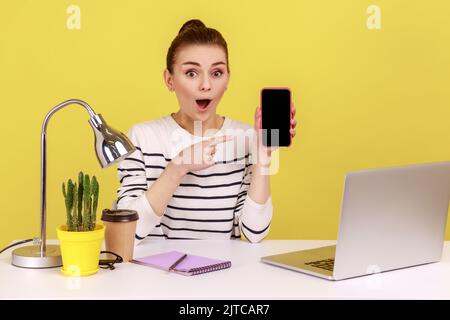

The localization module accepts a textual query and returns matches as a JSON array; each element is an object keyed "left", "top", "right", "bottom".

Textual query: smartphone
[{"left": 261, "top": 87, "right": 292, "bottom": 147}]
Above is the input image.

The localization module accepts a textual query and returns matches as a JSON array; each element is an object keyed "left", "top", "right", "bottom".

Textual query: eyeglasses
[{"left": 99, "top": 251, "right": 123, "bottom": 270}]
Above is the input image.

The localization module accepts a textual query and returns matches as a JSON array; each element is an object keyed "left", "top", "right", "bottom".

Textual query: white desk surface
[{"left": 1, "top": 239, "right": 449, "bottom": 300}]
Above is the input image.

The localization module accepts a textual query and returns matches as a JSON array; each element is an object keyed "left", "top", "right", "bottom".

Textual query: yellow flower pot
[{"left": 56, "top": 224, "right": 105, "bottom": 276}]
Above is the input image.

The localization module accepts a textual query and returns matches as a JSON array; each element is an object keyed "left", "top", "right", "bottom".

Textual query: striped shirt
[{"left": 116, "top": 115, "right": 273, "bottom": 245}]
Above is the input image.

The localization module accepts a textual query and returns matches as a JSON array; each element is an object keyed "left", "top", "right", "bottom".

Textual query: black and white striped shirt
[{"left": 116, "top": 115, "right": 273, "bottom": 245}]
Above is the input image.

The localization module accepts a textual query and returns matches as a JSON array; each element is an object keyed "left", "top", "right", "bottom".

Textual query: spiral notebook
[{"left": 132, "top": 250, "right": 232, "bottom": 276}]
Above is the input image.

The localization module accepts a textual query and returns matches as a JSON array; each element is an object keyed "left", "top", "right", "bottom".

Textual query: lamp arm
[{"left": 40, "top": 99, "right": 97, "bottom": 255}]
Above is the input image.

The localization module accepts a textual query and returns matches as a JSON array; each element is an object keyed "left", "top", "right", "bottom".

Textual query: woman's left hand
[{"left": 253, "top": 102, "right": 297, "bottom": 163}]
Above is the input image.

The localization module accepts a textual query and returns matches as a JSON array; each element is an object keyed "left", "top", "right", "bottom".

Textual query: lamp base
[{"left": 12, "top": 244, "right": 62, "bottom": 268}]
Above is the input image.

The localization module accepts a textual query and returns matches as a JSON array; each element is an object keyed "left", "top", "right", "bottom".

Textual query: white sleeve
[
  {"left": 235, "top": 164, "right": 273, "bottom": 243},
  {"left": 116, "top": 126, "right": 163, "bottom": 246}
]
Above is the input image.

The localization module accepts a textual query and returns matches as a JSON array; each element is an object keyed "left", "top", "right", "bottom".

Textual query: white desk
[{"left": 1, "top": 240, "right": 449, "bottom": 299}]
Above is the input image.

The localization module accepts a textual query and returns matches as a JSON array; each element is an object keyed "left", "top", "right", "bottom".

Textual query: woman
[{"left": 116, "top": 19, "right": 297, "bottom": 244}]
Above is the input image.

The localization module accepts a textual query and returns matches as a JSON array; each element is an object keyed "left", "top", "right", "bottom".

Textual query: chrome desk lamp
[{"left": 11, "top": 99, "right": 136, "bottom": 268}]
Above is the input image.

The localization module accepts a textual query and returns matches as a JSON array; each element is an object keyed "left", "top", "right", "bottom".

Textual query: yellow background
[{"left": 1, "top": 0, "right": 450, "bottom": 248}]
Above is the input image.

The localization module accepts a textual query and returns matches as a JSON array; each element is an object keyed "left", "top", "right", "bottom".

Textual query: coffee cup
[{"left": 101, "top": 209, "right": 139, "bottom": 262}]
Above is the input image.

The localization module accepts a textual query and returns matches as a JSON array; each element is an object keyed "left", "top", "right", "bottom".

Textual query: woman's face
[{"left": 164, "top": 44, "right": 230, "bottom": 122}]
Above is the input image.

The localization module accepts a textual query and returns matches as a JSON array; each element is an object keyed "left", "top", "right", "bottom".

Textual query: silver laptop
[{"left": 261, "top": 161, "right": 450, "bottom": 280}]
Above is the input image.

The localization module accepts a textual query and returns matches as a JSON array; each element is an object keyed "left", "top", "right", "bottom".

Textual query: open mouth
[{"left": 196, "top": 99, "right": 212, "bottom": 110}]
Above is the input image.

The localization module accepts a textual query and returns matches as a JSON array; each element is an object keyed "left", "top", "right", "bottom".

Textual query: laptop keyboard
[{"left": 305, "top": 258, "right": 335, "bottom": 272}]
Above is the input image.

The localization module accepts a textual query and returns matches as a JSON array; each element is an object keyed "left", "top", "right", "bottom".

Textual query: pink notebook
[{"left": 132, "top": 250, "right": 232, "bottom": 276}]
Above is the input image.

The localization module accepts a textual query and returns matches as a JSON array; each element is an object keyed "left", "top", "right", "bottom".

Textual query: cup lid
[{"left": 101, "top": 209, "right": 139, "bottom": 222}]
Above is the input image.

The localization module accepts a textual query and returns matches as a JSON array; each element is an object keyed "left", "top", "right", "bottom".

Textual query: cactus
[
  {"left": 62, "top": 182, "right": 66, "bottom": 199},
  {"left": 63, "top": 179, "right": 75, "bottom": 231},
  {"left": 91, "top": 176, "right": 99, "bottom": 230},
  {"left": 62, "top": 182, "right": 69, "bottom": 230},
  {"left": 83, "top": 174, "right": 91, "bottom": 231},
  {"left": 62, "top": 171, "right": 100, "bottom": 232},
  {"left": 77, "top": 171, "right": 84, "bottom": 231},
  {"left": 72, "top": 182, "right": 78, "bottom": 231}
]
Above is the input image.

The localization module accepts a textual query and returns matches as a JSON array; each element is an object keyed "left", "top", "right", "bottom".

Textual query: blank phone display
[{"left": 261, "top": 89, "right": 291, "bottom": 147}]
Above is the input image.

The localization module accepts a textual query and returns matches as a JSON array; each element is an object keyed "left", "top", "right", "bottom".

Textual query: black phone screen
[{"left": 261, "top": 88, "right": 291, "bottom": 147}]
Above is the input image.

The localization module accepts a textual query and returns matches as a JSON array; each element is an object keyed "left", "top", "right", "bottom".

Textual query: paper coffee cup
[{"left": 101, "top": 209, "right": 139, "bottom": 262}]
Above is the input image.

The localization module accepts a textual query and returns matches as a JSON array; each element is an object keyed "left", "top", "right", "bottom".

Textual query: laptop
[{"left": 261, "top": 161, "right": 450, "bottom": 280}]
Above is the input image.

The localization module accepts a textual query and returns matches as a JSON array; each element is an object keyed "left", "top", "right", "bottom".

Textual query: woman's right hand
[{"left": 171, "top": 135, "right": 234, "bottom": 175}]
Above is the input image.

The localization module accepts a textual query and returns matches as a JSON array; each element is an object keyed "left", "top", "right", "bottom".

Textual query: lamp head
[{"left": 88, "top": 114, "right": 136, "bottom": 168}]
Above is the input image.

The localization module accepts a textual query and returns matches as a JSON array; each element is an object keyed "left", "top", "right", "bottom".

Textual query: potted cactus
[{"left": 56, "top": 171, "right": 105, "bottom": 276}]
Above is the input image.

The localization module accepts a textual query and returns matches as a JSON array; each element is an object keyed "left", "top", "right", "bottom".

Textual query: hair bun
[{"left": 178, "top": 19, "right": 206, "bottom": 34}]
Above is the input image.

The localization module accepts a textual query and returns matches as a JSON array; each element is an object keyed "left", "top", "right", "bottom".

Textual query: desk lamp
[{"left": 11, "top": 99, "right": 136, "bottom": 268}]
